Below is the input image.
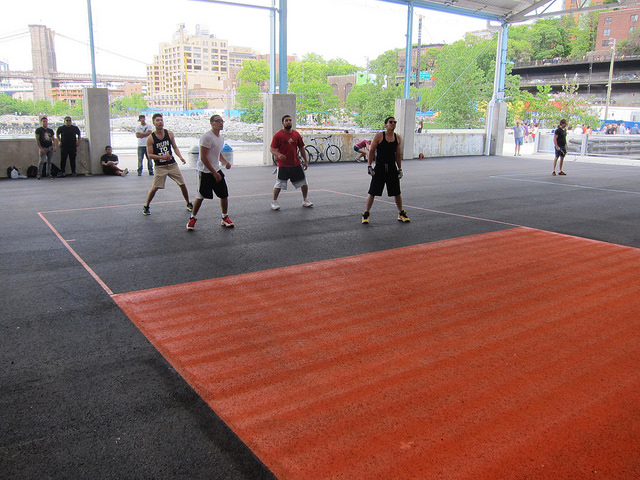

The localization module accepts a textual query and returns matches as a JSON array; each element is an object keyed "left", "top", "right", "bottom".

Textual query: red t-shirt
[{"left": 271, "top": 129, "right": 303, "bottom": 167}]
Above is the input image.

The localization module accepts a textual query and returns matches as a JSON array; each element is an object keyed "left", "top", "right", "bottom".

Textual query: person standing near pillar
[
  {"left": 135, "top": 115, "right": 154, "bottom": 176},
  {"left": 513, "top": 120, "right": 524, "bottom": 156},
  {"left": 142, "top": 114, "right": 192, "bottom": 216},
  {"left": 269, "top": 114, "right": 313, "bottom": 210},
  {"left": 56, "top": 116, "right": 81, "bottom": 177},
  {"left": 35, "top": 116, "right": 57, "bottom": 179}
]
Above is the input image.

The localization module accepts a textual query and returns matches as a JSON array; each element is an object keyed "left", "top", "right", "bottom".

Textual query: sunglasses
[{"left": 387, "top": 120, "right": 397, "bottom": 124}]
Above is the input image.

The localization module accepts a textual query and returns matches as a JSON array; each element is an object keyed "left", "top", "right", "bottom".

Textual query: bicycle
[{"left": 305, "top": 135, "right": 342, "bottom": 163}]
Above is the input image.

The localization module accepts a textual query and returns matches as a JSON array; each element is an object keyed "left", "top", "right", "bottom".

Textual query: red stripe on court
[{"left": 114, "top": 227, "right": 640, "bottom": 480}]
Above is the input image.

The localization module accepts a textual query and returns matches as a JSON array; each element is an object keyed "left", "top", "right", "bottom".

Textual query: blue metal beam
[
  {"left": 403, "top": 1, "right": 414, "bottom": 99},
  {"left": 279, "top": 0, "right": 287, "bottom": 94}
]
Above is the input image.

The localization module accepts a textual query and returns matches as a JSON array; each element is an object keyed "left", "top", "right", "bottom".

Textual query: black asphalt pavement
[{"left": 2, "top": 154, "right": 639, "bottom": 479}]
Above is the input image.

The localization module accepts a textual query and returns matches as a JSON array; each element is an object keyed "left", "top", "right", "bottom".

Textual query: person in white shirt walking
[{"left": 187, "top": 114, "right": 234, "bottom": 230}]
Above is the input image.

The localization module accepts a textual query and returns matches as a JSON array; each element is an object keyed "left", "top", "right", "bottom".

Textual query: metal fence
[{"left": 537, "top": 132, "right": 640, "bottom": 158}]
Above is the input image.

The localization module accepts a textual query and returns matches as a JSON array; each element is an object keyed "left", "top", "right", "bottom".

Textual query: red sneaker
[
  {"left": 221, "top": 215, "right": 234, "bottom": 228},
  {"left": 186, "top": 217, "right": 197, "bottom": 230}
]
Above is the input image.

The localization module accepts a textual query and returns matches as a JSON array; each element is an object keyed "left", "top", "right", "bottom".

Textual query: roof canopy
[{"left": 380, "top": 0, "right": 640, "bottom": 24}]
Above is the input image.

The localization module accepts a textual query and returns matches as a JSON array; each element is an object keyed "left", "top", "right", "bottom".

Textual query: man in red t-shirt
[{"left": 269, "top": 114, "right": 313, "bottom": 210}]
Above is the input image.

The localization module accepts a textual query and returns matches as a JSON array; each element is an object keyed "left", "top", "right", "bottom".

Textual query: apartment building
[
  {"left": 595, "top": 7, "right": 640, "bottom": 51},
  {"left": 146, "top": 24, "right": 257, "bottom": 111}
]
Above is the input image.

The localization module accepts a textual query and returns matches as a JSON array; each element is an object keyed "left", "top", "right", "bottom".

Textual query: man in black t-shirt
[
  {"left": 552, "top": 119, "right": 568, "bottom": 176},
  {"left": 56, "top": 116, "right": 81, "bottom": 176},
  {"left": 35, "top": 116, "right": 57, "bottom": 179},
  {"left": 100, "top": 146, "right": 128, "bottom": 176}
]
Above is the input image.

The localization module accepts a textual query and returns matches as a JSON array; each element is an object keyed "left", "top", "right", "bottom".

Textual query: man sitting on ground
[{"left": 100, "top": 146, "right": 128, "bottom": 176}]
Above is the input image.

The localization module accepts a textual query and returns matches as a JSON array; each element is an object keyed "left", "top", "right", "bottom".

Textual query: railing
[{"left": 537, "top": 131, "right": 640, "bottom": 157}]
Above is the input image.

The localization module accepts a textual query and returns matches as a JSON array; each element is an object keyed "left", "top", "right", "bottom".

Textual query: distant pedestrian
[
  {"left": 269, "top": 114, "right": 313, "bottom": 210},
  {"left": 552, "top": 118, "right": 568, "bottom": 176},
  {"left": 416, "top": 120, "right": 423, "bottom": 133},
  {"left": 142, "top": 114, "right": 192, "bottom": 216},
  {"left": 100, "top": 146, "right": 128, "bottom": 176},
  {"left": 135, "top": 114, "right": 154, "bottom": 176},
  {"left": 186, "top": 114, "right": 234, "bottom": 231},
  {"left": 362, "top": 116, "right": 409, "bottom": 224},
  {"left": 56, "top": 116, "right": 81, "bottom": 177},
  {"left": 35, "top": 116, "right": 57, "bottom": 179},
  {"left": 513, "top": 120, "right": 524, "bottom": 156},
  {"left": 630, "top": 124, "right": 639, "bottom": 135}
]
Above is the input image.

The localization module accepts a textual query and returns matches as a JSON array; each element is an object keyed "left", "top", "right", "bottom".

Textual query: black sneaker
[
  {"left": 186, "top": 202, "right": 193, "bottom": 212},
  {"left": 398, "top": 210, "right": 410, "bottom": 222},
  {"left": 142, "top": 206, "right": 150, "bottom": 216},
  {"left": 361, "top": 211, "right": 370, "bottom": 224}
]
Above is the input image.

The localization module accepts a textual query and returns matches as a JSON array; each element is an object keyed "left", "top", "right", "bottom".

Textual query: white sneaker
[
  {"left": 122, "top": 168, "right": 129, "bottom": 176},
  {"left": 271, "top": 201, "right": 280, "bottom": 211},
  {"left": 302, "top": 198, "right": 314, "bottom": 207}
]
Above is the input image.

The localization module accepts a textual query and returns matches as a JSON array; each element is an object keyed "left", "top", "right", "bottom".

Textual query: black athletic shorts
[
  {"left": 368, "top": 164, "right": 401, "bottom": 197},
  {"left": 197, "top": 170, "right": 229, "bottom": 199},
  {"left": 277, "top": 165, "right": 306, "bottom": 183}
]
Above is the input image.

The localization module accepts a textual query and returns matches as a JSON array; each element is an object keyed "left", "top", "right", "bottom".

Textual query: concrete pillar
[
  {"left": 83, "top": 88, "right": 111, "bottom": 175},
  {"left": 487, "top": 102, "right": 507, "bottom": 156},
  {"left": 394, "top": 98, "right": 416, "bottom": 160},
  {"left": 263, "top": 93, "right": 296, "bottom": 165}
]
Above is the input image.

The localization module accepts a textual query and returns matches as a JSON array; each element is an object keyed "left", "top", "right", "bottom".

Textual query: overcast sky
[{"left": 1, "top": 0, "right": 490, "bottom": 77}]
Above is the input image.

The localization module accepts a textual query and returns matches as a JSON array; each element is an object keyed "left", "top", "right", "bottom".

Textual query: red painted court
[{"left": 115, "top": 227, "right": 640, "bottom": 480}]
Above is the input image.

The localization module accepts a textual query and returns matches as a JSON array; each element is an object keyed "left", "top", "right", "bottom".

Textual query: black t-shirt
[
  {"left": 554, "top": 127, "right": 567, "bottom": 148},
  {"left": 56, "top": 125, "right": 81, "bottom": 148},
  {"left": 151, "top": 129, "right": 176, "bottom": 166},
  {"left": 35, "top": 127, "right": 55, "bottom": 148},
  {"left": 101, "top": 153, "right": 118, "bottom": 165}
]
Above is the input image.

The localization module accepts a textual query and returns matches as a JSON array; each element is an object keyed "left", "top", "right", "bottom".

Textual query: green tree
[
  {"left": 290, "top": 81, "right": 339, "bottom": 121},
  {"left": 369, "top": 49, "right": 400, "bottom": 81},
  {"left": 529, "top": 18, "right": 572, "bottom": 60},
  {"left": 0, "top": 94, "right": 18, "bottom": 115},
  {"left": 346, "top": 81, "right": 400, "bottom": 129},
  {"left": 525, "top": 81, "right": 599, "bottom": 127},
  {"left": 236, "top": 59, "right": 270, "bottom": 85},
  {"left": 110, "top": 93, "right": 147, "bottom": 117},
  {"left": 420, "top": 37, "right": 493, "bottom": 128},
  {"left": 508, "top": 24, "right": 534, "bottom": 62},
  {"left": 236, "top": 83, "right": 263, "bottom": 123},
  {"left": 190, "top": 99, "right": 208, "bottom": 109},
  {"left": 570, "top": 11, "right": 598, "bottom": 58},
  {"left": 620, "top": 27, "right": 640, "bottom": 54}
]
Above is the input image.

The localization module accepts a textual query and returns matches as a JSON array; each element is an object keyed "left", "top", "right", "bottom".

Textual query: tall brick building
[{"left": 595, "top": 7, "right": 640, "bottom": 51}]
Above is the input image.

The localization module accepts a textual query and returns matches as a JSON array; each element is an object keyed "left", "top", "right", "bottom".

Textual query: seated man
[{"left": 100, "top": 146, "right": 128, "bottom": 176}]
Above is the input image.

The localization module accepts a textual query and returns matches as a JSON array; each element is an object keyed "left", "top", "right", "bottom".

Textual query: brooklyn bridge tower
[{"left": 29, "top": 24, "right": 58, "bottom": 101}]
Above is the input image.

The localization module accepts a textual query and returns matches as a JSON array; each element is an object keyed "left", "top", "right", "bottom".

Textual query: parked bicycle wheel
[
  {"left": 326, "top": 144, "right": 342, "bottom": 162},
  {"left": 305, "top": 145, "right": 319, "bottom": 163}
]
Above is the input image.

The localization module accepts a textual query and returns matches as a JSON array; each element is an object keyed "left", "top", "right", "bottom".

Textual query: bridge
[
  {"left": 1, "top": 70, "right": 145, "bottom": 84},
  {"left": 0, "top": 25, "right": 145, "bottom": 101},
  {"left": 513, "top": 54, "right": 640, "bottom": 105}
]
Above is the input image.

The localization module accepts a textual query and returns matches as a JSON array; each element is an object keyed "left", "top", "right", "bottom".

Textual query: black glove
[
  {"left": 398, "top": 169, "right": 403, "bottom": 179},
  {"left": 368, "top": 165, "right": 375, "bottom": 176}
]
